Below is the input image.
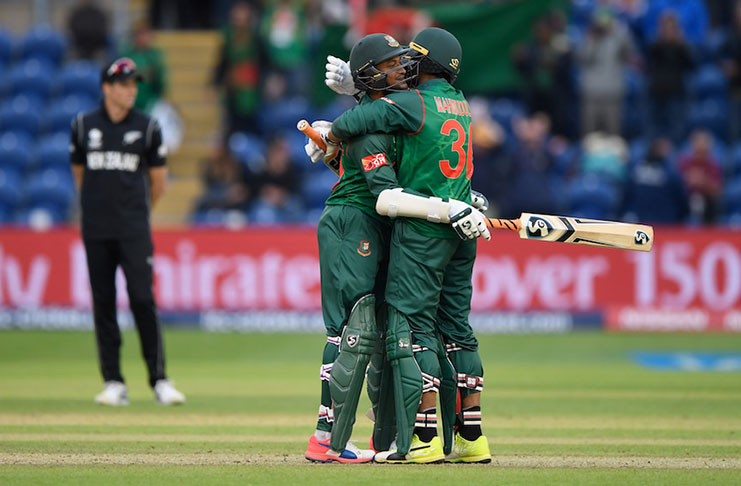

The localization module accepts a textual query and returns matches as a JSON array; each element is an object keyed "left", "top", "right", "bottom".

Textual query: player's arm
[
  {"left": 148, "top": 167, "right": 168, "bottom": 207},
  {"left": 146, "top": 119, "right": 168, "bottom": 206},
  {"left": 69, "top": 115, "right": 85, "bottom": 191},
  {"left": 353, "top": 134, "right": 489, "bottom": 240},
  {"left": 329, "top": 91, "right": 423, "bottom": 142}
]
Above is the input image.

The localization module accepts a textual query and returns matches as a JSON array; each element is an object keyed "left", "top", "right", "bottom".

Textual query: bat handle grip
[
  {"left": 485, "top": 217, "right": 521, "bottom": 232},
  {"left": 297, "top": 119, "right": 327, "bottom": 152}
]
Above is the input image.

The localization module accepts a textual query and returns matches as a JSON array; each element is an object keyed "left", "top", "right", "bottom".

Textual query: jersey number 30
[{"left": 439, "top": 119, "right": 473, "bottom": 180}]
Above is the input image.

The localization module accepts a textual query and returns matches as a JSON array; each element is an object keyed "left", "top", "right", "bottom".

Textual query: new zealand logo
[
  {"left": 346, "top": 334, "right": 359, "bottom": 348},
  {"left": 634, "top": 230, "right": 651, "bottom": 246},
  {"left": 357, "top": 239, "right": 371, "bottom": 256},
  {"left": 123, "top": 130, "right": 142, "bottom": 145},
  {"left": 525, "top": 216, "right": 553, "bottom": 238}
]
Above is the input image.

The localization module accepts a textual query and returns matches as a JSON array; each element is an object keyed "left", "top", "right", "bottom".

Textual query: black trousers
[{"left": 83, "top": 235, "right": 166, "bottom": 388}]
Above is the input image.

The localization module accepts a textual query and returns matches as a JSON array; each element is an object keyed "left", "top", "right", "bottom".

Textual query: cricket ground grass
[{"left": 0, "top": 330, "right": 739, "bottom": 485}]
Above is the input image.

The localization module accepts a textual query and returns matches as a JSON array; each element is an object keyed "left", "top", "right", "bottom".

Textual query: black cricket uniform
[{"left": 70, "top": 104, "right": 168, "bottom": 388}]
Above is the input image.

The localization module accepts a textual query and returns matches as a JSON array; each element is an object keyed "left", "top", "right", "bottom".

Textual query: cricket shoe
[
  {"left": 94, "top": 381, "right": 129, "bottom": 406},
  {"left": 154, "top": 379, "right": 186, "bottom": 405},
  {"left": 374, "top": 434, "right": 445, "bottom": 464},
  {"left": 445, "top": 433, "right": 491, "bottom": 463},
  {"left": 305, "top": 435, "right": 375, "bottom": 463}
]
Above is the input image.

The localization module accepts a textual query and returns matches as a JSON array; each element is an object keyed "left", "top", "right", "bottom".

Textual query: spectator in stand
[
  {"left": 194, "top": 144, "right": 251, "bottom": 212},
  {"left": 67, "top": 0, "right": 110, "bottom": 62},
  {"left": 679, "top": 130, "right": 724, "bottom": 224},
  {"left": 723, "top": 1, "right": 741, "bottom": 141},
  {"left": 259, "top": 0, "right": 309, "bottom": 97},
  {"left": 647, "top": 11, "right": 694, "bottom": 144},
  {"left": 250, "top": 136, "right": 303, "bottom": 223},
  {"left": 120, "top": 23, "right": 167, "bottom": 113},
  {"left": 576, "top": 8, "right": 635, "bottom": 136},
  {"left": 622, "top": 137, "right": 689, "bottom": 224},
  {"left": 499, "top": 113, "right": 559, "bottom": 218},
  {"left": 641, "top": 0, "right": 709, "bottom": 48},
  {"left": 512, "top": 16, "right": 554, "bottom": 119},
  {"left": 548, "top": 9, "right": 578, "bottom": 140},
  {"left": 581, "top": 131, "right": 629, "bottom": 184},
  {"left": 212, "top": 1, "right": 264, "bottom": 137},
  {"left": 469, "top": 97, "right": 506, "bottom": 215}
]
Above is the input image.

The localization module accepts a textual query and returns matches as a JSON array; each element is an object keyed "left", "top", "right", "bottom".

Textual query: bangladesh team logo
[
  {"left": 525, "top": 216, "right": 553, "bottom": 238},
  {"left": 357, "top": 239, "right": 371, "bottom": 256}
]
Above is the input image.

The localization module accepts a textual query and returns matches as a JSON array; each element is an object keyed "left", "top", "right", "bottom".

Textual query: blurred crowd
[
  {"left": 2, "top": 0, "right": 741, "bottom": 228},
  {"left": 196, "top": 0, "right": 741, "bottom": 227}
]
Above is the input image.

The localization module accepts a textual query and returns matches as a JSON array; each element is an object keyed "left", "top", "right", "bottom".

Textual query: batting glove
[
  {"left": 449, "top": 199, "right": 491, "bottom": 241},
  {"left": 471, "top": 190, "right": 489, "bottom": 212},
  {"left": 303, "top": 120, "right": 333, "bottom": 163},
  {"left": 325, "top": 56, "right": 360, "bottom": 96}
]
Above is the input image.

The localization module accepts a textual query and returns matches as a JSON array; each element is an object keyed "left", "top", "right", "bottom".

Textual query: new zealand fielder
[{"left": 70, "top": 57, "right": 185, "bottom": 407}]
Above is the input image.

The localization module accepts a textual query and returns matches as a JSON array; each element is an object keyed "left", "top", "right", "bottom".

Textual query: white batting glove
[
  {"left": 449, "top": 199, "right": 491, "bottom": 241},
  {"left": 303, "top": 120, "right": 333, "bottom": 163},
  {"left": 471, "top": 190, "right": 489, "bottom": 212},
  {"left": 325, "top": 55, "right": 360, "bottom": 96}
]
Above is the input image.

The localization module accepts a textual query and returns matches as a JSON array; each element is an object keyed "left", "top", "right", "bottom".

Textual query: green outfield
[{"left": 0, "top": 330, "right": 739, "bottom": 485}]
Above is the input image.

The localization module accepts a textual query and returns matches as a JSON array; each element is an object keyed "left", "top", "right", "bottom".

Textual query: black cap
[{"left": 101, "top": 57, "right": 143, "bottom": 84}]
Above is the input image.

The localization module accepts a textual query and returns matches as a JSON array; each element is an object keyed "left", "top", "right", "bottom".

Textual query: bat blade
[{"left": 516, "top": 213, "right": 654, "bottom": 251}]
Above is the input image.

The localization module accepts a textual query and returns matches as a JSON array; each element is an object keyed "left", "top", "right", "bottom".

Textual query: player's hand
[
  {"left": 325, "top": 56, "right": 359, "bottom": 96},
  {"left": 471, "top": 190, "right": 489, "bottom": 212},
  {"left": 448, "top": 199, "right": 491, "bottom": 241},
  {"left": 303, "top": 120, "right": 333, "bottom": 163}
]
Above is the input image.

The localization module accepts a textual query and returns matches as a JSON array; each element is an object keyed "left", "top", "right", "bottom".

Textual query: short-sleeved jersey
[
  {"left": 332, "top": 79, "right": 473, "bottom": 239},
  {"left": 326, "top": 94, "right": 400, "bottom": 221},
  {"left": 70, "top": 105, "right": 167, "bottom": 239}
]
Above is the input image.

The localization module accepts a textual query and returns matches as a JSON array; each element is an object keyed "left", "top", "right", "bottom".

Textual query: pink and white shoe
[{"left": 305, "top": 435, "right": 375, "bottom": 463}]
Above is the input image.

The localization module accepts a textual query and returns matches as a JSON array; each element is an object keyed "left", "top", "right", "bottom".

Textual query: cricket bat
[
  {"left": 297, "top": 119, "right": 341, "bottom": 176},
  {"left": 485, "top": 213, "right": 654, "bottom": 252}
]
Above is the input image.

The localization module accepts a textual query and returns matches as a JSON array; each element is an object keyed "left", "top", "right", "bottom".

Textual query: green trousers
[
  {"left": 318, "top": 205, "right": 390, "bottom": 337},
  {"left": 385, "top": 219, "right": 478, "bottom": 353}
]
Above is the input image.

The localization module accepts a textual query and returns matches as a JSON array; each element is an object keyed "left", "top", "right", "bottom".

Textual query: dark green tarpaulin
[
  {"left": 310, "top": 0, "right": 566, "bottom": 105},
  {"left": 423, "top": 0, "right": 567, "bottom": 94}
]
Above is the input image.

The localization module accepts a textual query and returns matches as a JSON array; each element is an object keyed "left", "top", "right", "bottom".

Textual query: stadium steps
[{"left": 150, "top": 31, "right": 221, "bottom": 225}]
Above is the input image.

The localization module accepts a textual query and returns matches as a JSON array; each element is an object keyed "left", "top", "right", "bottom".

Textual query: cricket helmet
[
  {"left": 408, "top": 27, "right": 462, "bottom": 84},
  {"left": 350, "top": 33, "right": 416, "bottom": 92}
]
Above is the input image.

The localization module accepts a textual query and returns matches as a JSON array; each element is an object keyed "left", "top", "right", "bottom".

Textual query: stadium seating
[
  {"left": 43, "top": 94, "right": 96, "bottom": 134},
  {"left": 302, "top": 169, "right": 336, "bottom": 210},
  {"left": 258, "top": 97, "right": 313, "bottom": 135},
  {"left": 567, "top": 174, "right": 620, "bottom": 220},
  {"left": 18, "top": 24, "right": 65, "bottom": 67},
  {"left": 0, "top": 29, "right": 11, "bottom": 68},
  {"left": 0, "top": 131, "right": 33, "bottom": 175},
  {"left": 688, "top": 98, "right": 729, "bottom": 141},
  {"left": 33, "top": 133, "right": 69, "bottom": 171},
  {"left": 0, "top": 95, "right": 42, "bottom": 139},
  {"left": 23, "top": 167, "right": 75, "bottom": 216},
  {"left": 5, "top": 59, "right": 55, "bottom": 100},
  {"left": 688, "top": 64, "right": 728, "bottom": 101},
  {"left": 56, "top": 61, "right": 101, "bottom": 100},
  {"left": 0, "top": 167, "right": 23, "bottom": 220},
  {"left": 228, "top": 131, "right": 266, "bottom": 173}
]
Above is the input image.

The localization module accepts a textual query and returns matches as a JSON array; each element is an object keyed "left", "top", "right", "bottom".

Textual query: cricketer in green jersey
[
  {"left": 326, "top": 27, "right": 492, "bottom": 464},
  {"left": 304, "top": 32, "right": 490, "bottom": 464}
]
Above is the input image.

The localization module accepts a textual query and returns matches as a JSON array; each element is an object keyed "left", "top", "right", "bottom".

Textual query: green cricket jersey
[
  {"left": 332, "top": 79, "right": 473, "bottom": 239},
  {"left": 326, "top": 94, "right": 401, "bottom": 221}
]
